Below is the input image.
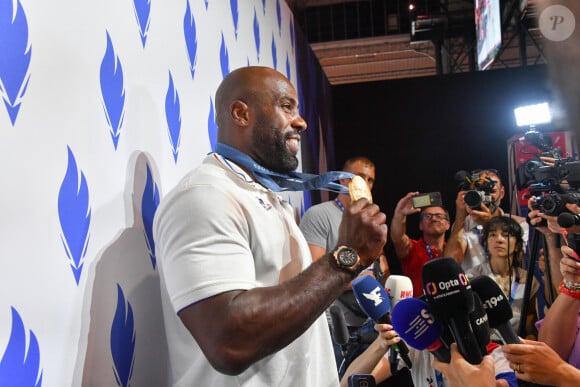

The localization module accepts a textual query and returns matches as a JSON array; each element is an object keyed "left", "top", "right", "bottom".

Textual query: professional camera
[
  {"left": 455, "top": 170, "right": 497, "bottom": 210},
  {"left": 531, "top": 191, "right": 580, "bottom": 216}
]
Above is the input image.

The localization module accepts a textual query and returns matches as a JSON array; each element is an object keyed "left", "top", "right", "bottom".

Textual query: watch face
[{"left": 338, "top": 247, "right": 358, "bottom": 267}]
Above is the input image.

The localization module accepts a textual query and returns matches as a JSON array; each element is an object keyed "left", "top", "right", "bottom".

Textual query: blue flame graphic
[
  {"left": 253, "top": 9, "right": 260, "bottom": 61},
  {"left": 141, "top": 164, "right": 160, "bottom": 269},
  {"left": 276, "top": 0, "right": 282, "bottom": 32},
  {"left": 220, "top": 33, "right": 230, "bottom": 78},
  {"left": 100, "top": 31, "right": 126, "bottom": 150},
  {"left": 271, "top": 34, "right": 277, "bottom": 70},
  {"left": 290, "top": 18, "right": 295, "bottom": 51},
  {"left": 262, "top": 0, "right": 266, "bottom": 13},
  {"left": 59, "top": 146, "right": 91, "bottom": 285},
  {"left": 230, "top": 0, "right": 239, "bottom": 38},
  {"left": 0, "top": 307, "right": 43, "bottom": 386},
  {"left": 132, "top": 0, "right": 150, "bottom": 47},
  {"left": 183, "top": 0, "right": 198, "bottom": 79},
  {"left": 204, "top": 0, "right": 209, "bottom": 9},
  {"left": 208, "top": 97, "right": 217, "bottom": 151},
  {"left": 285, "top": 55, "right": 291, "bottom": 82},
  {"left": 0, "top": 0, "right": 31, "bottom": 126},
  {"left": 111, "top": 285, "right": 135, "bottom": 387},
  {"left": 165, "top": 71, "right": 181, "bottom": 163}
]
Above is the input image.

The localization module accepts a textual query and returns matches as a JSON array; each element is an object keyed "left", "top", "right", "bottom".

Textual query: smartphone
[
  {"left": 348, "top": 374, "right": 376, "bottom": 387},
  {"left": 412, "top": 192, "right": 442, "bottom": 209}
]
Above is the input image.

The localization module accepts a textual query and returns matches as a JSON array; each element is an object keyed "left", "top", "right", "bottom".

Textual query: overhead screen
[{"left": 475, "top": 0, "right": 502, "bottom": 70}]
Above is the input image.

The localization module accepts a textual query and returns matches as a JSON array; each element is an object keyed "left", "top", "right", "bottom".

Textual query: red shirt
[{"left": 400, "top": 237, "right": 444, "bottom": 297}]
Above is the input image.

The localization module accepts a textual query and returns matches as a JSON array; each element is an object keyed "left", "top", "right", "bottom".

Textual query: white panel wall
[{"left": 0, "top": 0, "right": 315, "bottom": 385}]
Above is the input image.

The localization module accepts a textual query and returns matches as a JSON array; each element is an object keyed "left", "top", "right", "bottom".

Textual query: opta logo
[
  {"left": 424, "top": 282, "right": 437, "bottom": 296},
  {"left": 458, "top": 272, "right": 469, "bottom": 286}
]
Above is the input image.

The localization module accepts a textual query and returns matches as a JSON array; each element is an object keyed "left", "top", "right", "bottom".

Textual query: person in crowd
[
  {"left": 390, "top": 192, "right": 450, "bottom": 297},
  {"left": 467, "top": 216, "right": 539, "bottom": 338},
  {"left": 300, "top": 156, "right": 390, "bottom": 376},
  {"left": 300, "top": 156, "right": 389, "bottom": 281},
  {"left": 444, "top": 170, "right": 529, "bottom": 272},
  {"left": 152, "top": 66, "right": 388, "bottom": 386}
]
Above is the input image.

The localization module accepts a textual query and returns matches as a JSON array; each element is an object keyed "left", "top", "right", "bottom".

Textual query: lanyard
[
  {"left": 214, "top": 143, "right": 352, "bottom": 193},
  {"left": 334, "top": 197, "right": 345, "bottom": 212}
]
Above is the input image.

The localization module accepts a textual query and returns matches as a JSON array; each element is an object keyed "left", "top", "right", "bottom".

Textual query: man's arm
[
  {"left": 390, "top": 192, "right": 420, "bottom": 260},
  {"left": 443, "top": 191, "right": 468, "bottom": 264},
  {"left": 307, "top": 244, "right": 327, "bottom": 262},
  {"left": 179, "top": 198, "right": 388, "bottom": 375}
]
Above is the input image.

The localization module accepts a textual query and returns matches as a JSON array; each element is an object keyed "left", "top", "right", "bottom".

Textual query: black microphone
[
  {"left": 469, "top": 292, "right": 491, "bottom": 356},
  {"left": 351, "top": 275, "right": 413, "bottom": 369},
  {"left": 558, "top": 212, "right": 580, "bottom": 228},
  {"left": 329, "top": 305, "right": 350, "bottom": 356},
  {"left": 422, "top": 257, "right": 483, "bottom": 364},
  {"left": 470, "top": 275, "right": 521, "bottom": 344}
]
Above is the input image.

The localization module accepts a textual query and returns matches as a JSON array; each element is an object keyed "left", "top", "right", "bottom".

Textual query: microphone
[
  {"left": 422, "top": 257, "right": 483, "bottom": 364},
  {"left": 469, "top": 292, "right": 491, "bottom": 356},
  {"left": 470, "top": 275, "right": 521, "bottom": 344},
  {"left": 391, "top": 297, "right": 451, "bottom": 362},
  {"left": 351, "top": 275, "right": 413, "bottom": 369},
  {"left": 329, "top": 305, "right": 350, "bottom": 356},
  {"left": 558, "top": 212, "right": 580, "bottom": 228},
  {"left": 385, "top": 275, "right": 414, "bottom": 307}
]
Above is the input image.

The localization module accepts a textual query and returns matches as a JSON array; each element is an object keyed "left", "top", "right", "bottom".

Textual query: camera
[
  {"left": 412, "top": 192, "right": 442, "bottom": 209},
  {"left": 531, "top": 192, "right": 580, "bottom": 216},
  {"left": 455, "top": 170, "right": 497, "bottom": 210}
]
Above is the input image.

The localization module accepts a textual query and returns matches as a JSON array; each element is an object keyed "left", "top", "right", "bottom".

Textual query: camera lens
[{"left": 464, "top": 190, "right": 483, "bottom": 209}]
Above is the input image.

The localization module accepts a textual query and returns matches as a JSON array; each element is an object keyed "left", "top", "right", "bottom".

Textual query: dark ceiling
[{"left": 286, "top": 0, "right": 545, "bottom": 84}]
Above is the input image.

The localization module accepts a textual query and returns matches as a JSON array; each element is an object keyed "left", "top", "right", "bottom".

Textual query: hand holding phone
[{"left": 412, "top": 192, "right": 442, "bottom": 209}]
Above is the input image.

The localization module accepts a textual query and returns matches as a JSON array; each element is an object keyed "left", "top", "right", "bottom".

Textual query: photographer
[{"left": 444, "top": 169, "right": 528, "bottom": 272}]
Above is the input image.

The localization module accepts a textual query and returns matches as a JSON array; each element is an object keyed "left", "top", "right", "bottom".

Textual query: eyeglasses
[{"left": 421, "top": 213, "right": 449, "bottom": 221}]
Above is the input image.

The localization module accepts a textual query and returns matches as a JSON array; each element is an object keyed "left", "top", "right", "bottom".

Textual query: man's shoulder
[{"left": 302, "top": 200, "right": 338, "bottom": 217}]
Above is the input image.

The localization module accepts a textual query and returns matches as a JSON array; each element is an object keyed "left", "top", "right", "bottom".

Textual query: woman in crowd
[{"left": 468, "top": 216, "right": 539, "bottom": 338}]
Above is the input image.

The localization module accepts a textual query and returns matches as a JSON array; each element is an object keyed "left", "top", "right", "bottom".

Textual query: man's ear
[
  {"left": 499, "top": 185, "right": 505, "bottom": 200},
  {"left": 231, "top": 100, "right": 250, "bottom": 126}
]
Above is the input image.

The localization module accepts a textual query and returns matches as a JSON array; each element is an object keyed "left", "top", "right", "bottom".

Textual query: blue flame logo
[
  {"left": 253, "top": 9, "right": 260, "bottom": 61},
  {"left": 132, "top": 0, "right": 150, "bottom": 47},
  {"left": 208, "top": 97, "right": 217, "bottom": 151},
  {"left": 141, "top": 164, "right": 160, "bottom": 269},
  {"left": 262, "top": 0, "right": 266, "bottom": 13},
  {"left": 230, "top": 0, "right": 239, "bottom": 38},
  {"left": 111, "top": 284, "right": 135, "bottom": 387},
  {"left": 183, "top": 0, "right": 198, "bottom": 79},
  {"left": 165, "top": 71, "right": 181, "bottom": 163},
  {"left": 0, "top": 307, "right": 43, "bottom": 386},
  {"left": 220, "top": 33, "right": 230, "bottom": 78},
  {"left": 276, "top": 0, "right": 282, "bottom": 32},
  {"left": 290, "top": 18, "right": 295, "bottom": 51},
  {"left": 100, "top": 31, "right": 126, "bottom": 150},
  {"left": 285, "top": 55, "right": 291, "bottom": 82},
  {"left": 59, "top": 146, "right": 91, "bottom": 285},
  {"left": 204, "top": 0, "right": 209, "bottom": 10},
  {"left": 0, "top": 0, "right": 31, "bottom": 126},
  {"left": 271, "top": 34, "right": 277, "bottom": 70}
]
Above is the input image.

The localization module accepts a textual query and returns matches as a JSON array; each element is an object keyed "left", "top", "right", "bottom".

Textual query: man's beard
[{"left": 252, "top": 126, "right": 298, "bottom": 173}]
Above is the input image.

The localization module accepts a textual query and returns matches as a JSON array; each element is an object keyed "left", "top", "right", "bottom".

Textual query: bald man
[{"left": 153, "top": 66, "right": 388, "bottom": 387}]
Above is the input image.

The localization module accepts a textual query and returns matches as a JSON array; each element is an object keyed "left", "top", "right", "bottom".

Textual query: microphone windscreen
[
  {"left": 470, "top": 275, "right": 513, "bottom": 328},
  {"left": 421, "top": 257, "right": 474, "bottom": 320},
  {"left": 329, "top": 305, "right": 350, "bottom": 346},
  {"left": 391, "top": 298, "right": 443, "bottom": 350},
  {"left": 385, "top": 275, "right": 414, "bottom": 307},
  {"left": 352, "top": 275, "right": 391, "bottom": 321},
  {"left": 558, "top": 212, "right": 576, "bottom": 228}
]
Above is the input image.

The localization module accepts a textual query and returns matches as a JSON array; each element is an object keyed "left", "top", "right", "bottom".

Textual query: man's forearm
[{"left": 181, "top": 254, "right": 352, "bottom": 374}]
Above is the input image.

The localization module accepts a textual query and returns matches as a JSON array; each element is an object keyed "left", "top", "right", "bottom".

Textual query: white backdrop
[{"left": 0, "top": 0, "right": 329, "bottom": 385}]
